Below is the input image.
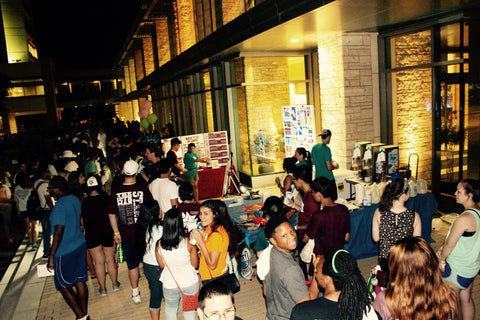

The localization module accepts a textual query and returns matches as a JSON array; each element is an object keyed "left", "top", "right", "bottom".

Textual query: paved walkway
[{"left": 2, "top": 199, "right": 480, "bottom": 319}]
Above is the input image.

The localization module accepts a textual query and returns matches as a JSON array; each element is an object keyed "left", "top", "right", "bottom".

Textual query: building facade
[
  {"left": 115, "top": 0, "right": 480, "bottom": 194},
  {"left": 0, "top": 0, "right": 128, "bottom": 134}
]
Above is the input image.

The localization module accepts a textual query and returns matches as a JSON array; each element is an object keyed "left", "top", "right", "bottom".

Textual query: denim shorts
[
  {"left": 442, "top": 261, "right": 477, "bottom": 290},
  {"left": 122, "top": 242, "right": 140, "bottom": 270}
]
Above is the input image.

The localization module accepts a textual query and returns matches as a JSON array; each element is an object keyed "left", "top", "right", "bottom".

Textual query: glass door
[{"left": 434, "top": 22, "right": 469, "bottom": 194}]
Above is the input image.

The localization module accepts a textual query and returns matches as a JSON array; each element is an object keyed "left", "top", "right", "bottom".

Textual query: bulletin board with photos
[{"left": 162, "top": 130, "right": 230, "bottom": 167}]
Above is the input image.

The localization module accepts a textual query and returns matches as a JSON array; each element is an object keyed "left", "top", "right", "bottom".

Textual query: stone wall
[
  {"left": 221, "top": 0, "right": 245, "bottom": 25},
  {"left": 391, "top": 32, "right": 432, "bottom": 182},
  {"left": 156, "top": 19, "right": 171, "bottom": 67},
  {"left": 317, "top": 32, "right": 379, "bottom": 169},
  {"left": 176, "top": 0, "right": 196, "bottom": 53},
  {"left": 128, "top": 58, "right": 137, "bottom": 92},
  {"left": 134, "top": 50, "right": 144, "bottom": 81},
  {"left": 142, "top": 38, "right": 155, "bottom": 76}
]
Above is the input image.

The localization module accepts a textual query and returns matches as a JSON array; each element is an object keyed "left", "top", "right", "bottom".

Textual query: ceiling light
[{"left": 290, "top": 39, "right": 299, "bottom": 43}]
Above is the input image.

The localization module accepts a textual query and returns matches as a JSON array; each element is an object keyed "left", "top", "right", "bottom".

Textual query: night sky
[{"left": 31, "top": 1, "right": 142, "bottom": 70}]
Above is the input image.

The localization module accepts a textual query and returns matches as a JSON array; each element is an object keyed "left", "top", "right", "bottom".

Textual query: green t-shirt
[
  {"left": 183, "top": 152, "right": 198, "bottom": 176},
  {"left": 311, "top": 143, "right": 334, "bottom": 180}
]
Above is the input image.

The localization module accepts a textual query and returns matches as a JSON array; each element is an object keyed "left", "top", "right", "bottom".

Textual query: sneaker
[
  {"left": 131, "top": 291, "right": 141, "bottom": 304},
  {"left": 112, "top": 281, "right": 121, "bottom": 292},
  {"left": 98, "top": 288, "right": 107, "bottom": 297},
  {"left": 42, "top": 255, "right": 49, "bottom": 261}
]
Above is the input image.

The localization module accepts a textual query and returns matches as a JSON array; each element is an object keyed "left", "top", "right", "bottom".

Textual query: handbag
[
  {"left": 207, "top": 255, "right": 240, "bottom": 294},
  {"left": 158, "top": 247, "right": 200, "bottom": 312}
]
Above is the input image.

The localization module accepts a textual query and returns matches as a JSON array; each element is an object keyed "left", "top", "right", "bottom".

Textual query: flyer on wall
[{"left": 282, "top": 105, "right": 316, "bottom": 157}]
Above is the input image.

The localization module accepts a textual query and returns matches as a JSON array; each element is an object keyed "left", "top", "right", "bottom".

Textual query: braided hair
[{"left": 322, "top": 249, "right": 373, "bottom": 320}]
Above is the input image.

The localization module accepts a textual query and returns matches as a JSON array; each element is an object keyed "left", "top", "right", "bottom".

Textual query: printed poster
[{"left": 282, "top": 105, "right": 315, "bottom": 157}]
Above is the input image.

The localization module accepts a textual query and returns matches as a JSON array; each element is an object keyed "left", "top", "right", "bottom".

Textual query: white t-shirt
[
  {"left": 149, "top": 178, "right": 178, "bottom": 213},
  {"left": 14, "top": 185, "right": 30, "bottom": 211}
]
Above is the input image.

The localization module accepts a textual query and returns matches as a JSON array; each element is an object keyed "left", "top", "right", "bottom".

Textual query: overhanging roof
[{"left": 137, "top": 0, "right": 480, "bottom": 88}]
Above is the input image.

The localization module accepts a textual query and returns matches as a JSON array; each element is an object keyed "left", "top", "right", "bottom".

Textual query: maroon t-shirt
[
  {"left": 109, "top": 182, "right": 153, "bottom": 243},
  {"left": 177, "top": 202, "right": 200, "bottom": 233},
  {"left": 305, "top": 204, "right": 350, "bottom": 255},
  {"left": 81, "top": 194, "right": 113, "bottom": 243},
  {"left": 298, "top": 189, "right": 320, "bottom": 227}
]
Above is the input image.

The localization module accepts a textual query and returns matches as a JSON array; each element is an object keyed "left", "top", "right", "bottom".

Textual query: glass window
[
  {"left": 24, "top": 86, "right": 37, "bottom": 96},
  {"left": 233, "top": 56, "right": 308, "bottom": 176}
]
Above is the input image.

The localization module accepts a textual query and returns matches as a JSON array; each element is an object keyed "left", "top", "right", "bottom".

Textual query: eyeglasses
[{"left": 203, "top": 307, "right": 235, "bottom": 320}]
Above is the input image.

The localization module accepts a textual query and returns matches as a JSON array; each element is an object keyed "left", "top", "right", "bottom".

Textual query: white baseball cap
[{"left": 123, "top": 160, "right": 139, "bottom": 175}]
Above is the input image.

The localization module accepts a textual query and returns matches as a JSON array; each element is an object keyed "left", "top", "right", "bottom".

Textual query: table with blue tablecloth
[
  {"left": 223, "top": 196, "right": 263, "bottom": 247},
  {"left": 345, "top": 192, "right": 438, "bottom": 259}
]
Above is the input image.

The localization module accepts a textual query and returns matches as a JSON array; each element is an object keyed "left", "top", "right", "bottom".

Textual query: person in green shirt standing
[
  {"left": 184, "top": 143, "right": 209, "bottom": 204},
  {"left": 311, "top": 129, "right": 339, "bottom": 200}
]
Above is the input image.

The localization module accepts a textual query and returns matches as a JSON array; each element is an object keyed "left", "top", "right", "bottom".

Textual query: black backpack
[{"left": 27, "top": 181, "right": 47, "bottom": 220}]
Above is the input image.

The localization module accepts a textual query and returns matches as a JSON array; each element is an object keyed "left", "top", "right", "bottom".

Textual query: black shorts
[{"left": 86, "top": 236, "right": 114, "bottom": 249}]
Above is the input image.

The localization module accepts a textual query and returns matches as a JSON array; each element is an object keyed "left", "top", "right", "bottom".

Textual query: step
[{"left": 0, "top": 233, "right": 47, "bottom": 320}]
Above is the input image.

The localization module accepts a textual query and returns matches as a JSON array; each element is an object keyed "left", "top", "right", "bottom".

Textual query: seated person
[{"left": 275, "top": 157, "right": 297, "bottom": 196}]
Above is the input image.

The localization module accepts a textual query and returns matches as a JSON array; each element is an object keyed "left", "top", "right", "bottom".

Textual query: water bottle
[
  {"left": 189, "top": 222, "right": 203, "bottom": 245},
  {"left": 367, "top": 275, "right": 375, "bottom": 293},
  {"left": 117, "top": 243, "right": 124, "bottom": 263},
  {"left": 239, "top": 247, "right": 253, "bottom": 279}
]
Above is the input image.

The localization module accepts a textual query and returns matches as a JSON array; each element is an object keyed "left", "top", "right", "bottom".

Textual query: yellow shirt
[{"left": 199, "top": 225, "right": 229, "bottom": 280}]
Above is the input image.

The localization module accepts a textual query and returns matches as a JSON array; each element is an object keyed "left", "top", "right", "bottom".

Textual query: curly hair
[
  {"left": 386, "top": 237, "right": 458, "bottom": 320},
  {"left": 322, "top": 249, "right": 373, "bottom": 320},
  {"left": 379, "top": 178, "right": 408, "bottom": 212}
]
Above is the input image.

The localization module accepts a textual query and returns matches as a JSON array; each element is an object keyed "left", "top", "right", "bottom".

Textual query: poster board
[
  {"left": 162, "top": 130, "right": 229, "bottom": 166},
  {"left": 282, "top": 105, "right": 316, "bottom": 157}
]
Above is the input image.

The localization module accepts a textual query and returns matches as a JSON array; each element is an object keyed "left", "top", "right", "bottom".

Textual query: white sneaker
[{"left": 131, "top": 291, "right": 141, "bottom": 304}]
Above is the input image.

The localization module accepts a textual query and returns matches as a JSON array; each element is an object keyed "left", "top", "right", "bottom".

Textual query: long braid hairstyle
[{"left": 322, "top": 249, "right": 374, "bottom": 320}]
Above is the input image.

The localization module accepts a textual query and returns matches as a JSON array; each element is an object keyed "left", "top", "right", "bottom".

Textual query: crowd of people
[{"left": 1, "top": 119, "right": 480, "bottom": 320}]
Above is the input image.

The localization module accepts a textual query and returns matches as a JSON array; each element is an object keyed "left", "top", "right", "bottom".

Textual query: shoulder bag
[{"left": 158, "top": 247, "right": 200, "bottom": 311}]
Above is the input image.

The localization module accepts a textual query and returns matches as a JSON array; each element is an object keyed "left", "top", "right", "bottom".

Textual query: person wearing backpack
[{"left": 33, "top": 166, "right": 54, "bottom": 259}]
